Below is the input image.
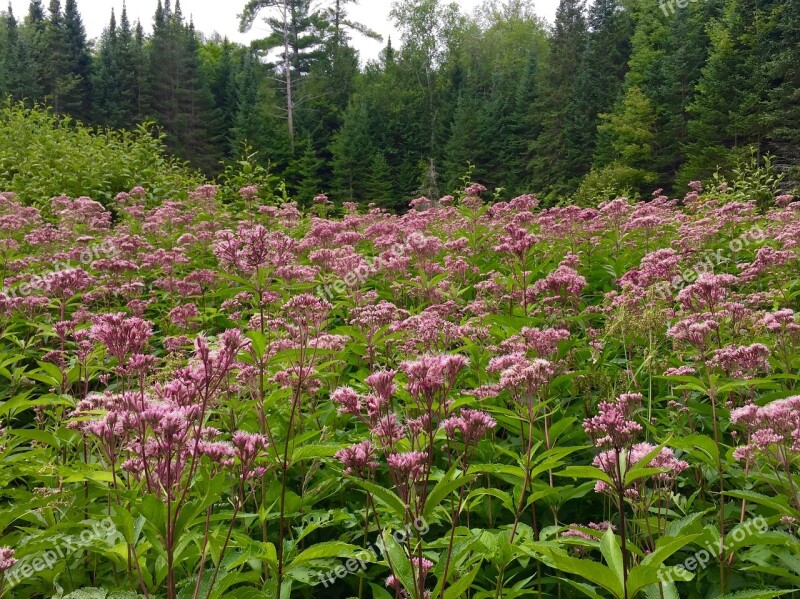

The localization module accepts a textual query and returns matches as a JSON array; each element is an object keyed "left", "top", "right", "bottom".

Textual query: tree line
[{"left": 0, "top": 0, "right": 798, "bottom": 209}]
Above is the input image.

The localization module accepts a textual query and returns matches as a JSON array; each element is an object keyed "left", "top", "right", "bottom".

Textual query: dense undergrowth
[
  {"left": 0, "top": 103, "right": 202, "bottom": 207},
  {"left": 1, "top": 176, "right": 800, "bottom": 599}
]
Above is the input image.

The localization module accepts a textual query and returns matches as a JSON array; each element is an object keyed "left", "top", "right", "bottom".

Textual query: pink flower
[
  {"left": 0, "top": 547, "right": 16, "bottom": 571},
  {"left": 707, "top": 343, "right": 770, "bottom": 378},
  {"left": 169, "top": 303, "right": 200, "bottom": 328},
  {"left": 738, "top": 247, "right": 795, "bottom": 281},
  {"left": 90, "top": 312, "right": 153, "bottom": 364},
  {"left": 441, "top": 409, "right": 496, "bottom": 444},
  {"left": 372, "top": 414, "right": 405, "bottom": 445},
  {"left": 731, "top": 396, "right": 800, "bottom": 462},
  {"left": 533, "top": 264, "right": 587, "bottom": 300},
  {"left": 677, "top": 273, "right": 737, "bottom": 312},
  {"left": 238, "top": 185, "right": 259, "bottom": 200},
  {"left": 400, "top": 355, "right": 469, "bottom": 404},
  {"left": 232, "top": 431, "right": 268, "bottom": 461},
  {"left": 387, "top": 451, "right": 428, "bottom": 481},
  {"left": 331, "top": 386, "right": 361, "bottom": 415},
  {"left": 335, "top": 440, "right": 379, "bottom": 476},
  {"left": 464, "top": 183, "right": 487, "bottom": 197},
  {"left": 365, "top": 370, "right": 398, "bottom": 401},
  {"left": 583, "top": 393, "right": 643, "bottom": 449},
  {"left": 483, "top": 354, "right": 555, "bottom": 404}
]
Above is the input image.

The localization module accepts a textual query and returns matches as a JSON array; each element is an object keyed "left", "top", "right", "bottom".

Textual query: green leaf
[
  {"left": 640, "top": 535, "right": 699, "bottom": 569},
  {"left": 380, "top": 531, "right": 416, "bottom": 599},
  {"left": 290, "top": 444, "right": 343, "bottom": 465},
  {"left": 443, "top": 563, "right": 481, "bottom": 599},
  {"left": 423, "top": 464, "right": 475, "bottom": 518},
  {"left": 351, "top": 478, "right": 407, "bottom": 521},
  {"left": 557, "top": 465, "right": 613, "bottom": 486},
  {"left": 559, "top": 578, "right": 607, "bottom": 599},
  {"left": 288, "top": 541, "right": 365, "bottom": 570},
  {"left": 526, "top": 543, "right": 623, "bottom": 598},
  {"left": 599, "top": 527, "right": 625, "bottom": 592}
]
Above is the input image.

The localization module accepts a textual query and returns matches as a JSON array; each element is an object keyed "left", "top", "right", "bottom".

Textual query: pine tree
[
  {"left": 231, "top": 51, "right": 292, "bottom": 172},
  {"left": 764, "top": 0, "right": 800, "bottom": 166},
  {"left": 592, "top": 84, "right": 658, "bottom": 191},
  {"left": 529, "top": 0, "right": 588, "bottom": 197},
  {"left": 330, "top": 99, "right": 374, "bottom": 201},
  {"left": 504, "top": 48, "right": 541, "bottom": 194},
  {"left": 93, "top": 9, "right": 124, "bottom": 126},
  {"left": 365, "top": 151, "right": 395, "bottom": 209},
  {"left": 147, "top": 1, "right": 221, "bottom": 170},
  {"left": 443, "top": 94, "right": 482, "bottom": 189},
  {"left": 293, "top": 136, "right": 325, "bottom": 204},
  {"left": 43, "top": 0, "right": 72, "bottom": 111},
  {"left": 571, "top": 0, "right": 633, "bottom": 175},
  {"left": 132, "top": 20, "right": 150, "bottom": 122},
  {"left": 0, "top": 12, "right": 7, "bottom": 97},
  {"left": 61, "top": 0, "right": 92, "bottom": 119},
  {"left": 23, "top": 0, "right": 49, "bottom": 102},
  {"left": 208, "top": 38, "right": 238, "bottom": 153},
  {"left": 240, "top": 0, "right": 327, "bottom": 151},
  {"left": 3, "top": 4, "right": 40, "bottom": 101},
  {"left": 682, "top": 0, "right": 792, "bottom": 185}
]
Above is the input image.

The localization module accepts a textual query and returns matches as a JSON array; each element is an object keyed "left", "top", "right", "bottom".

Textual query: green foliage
[
  {"left": 574, "top": 162, "right": 644, "bottom": 205},
  {"left": 3, "top": 0, "right": 799, "bottom": 202},
  {"left": 704, "top": 147, "right": 790, "bottom": 210},
  {"left": 0, "top": 101, "right": 200, "bottom": 206}
]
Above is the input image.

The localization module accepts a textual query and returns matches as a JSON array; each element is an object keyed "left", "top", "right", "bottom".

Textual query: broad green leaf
[{"left": 599, "top": 527, "right": 625, "bottom": 592}]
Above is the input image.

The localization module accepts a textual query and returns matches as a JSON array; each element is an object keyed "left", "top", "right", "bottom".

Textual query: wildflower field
[{"left": 1, "top": 182, "right": 800, "bottom": 599}]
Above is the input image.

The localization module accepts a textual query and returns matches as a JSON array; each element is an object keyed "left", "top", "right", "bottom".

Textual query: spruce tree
[
  {"left": 23, "top": 0, "right": 49, "bottom": 102},
  {"left": 44, "top": 0, "right": 75, "bottom": 112},
  {"left": 93, "top": 9, "right": 121, "bottom": 126},
  {"left": 293, "top": 136, "right": 325, "bottom": 204},
  {"left": 330, "top": 99, "right": 374, "bottom": 201},
  {"left": 62, "top": 0, "right": 92, "bottom": 119},
  {"left": 504, "top": 49, "right": 541, "bottom": 195},
  {"left": 528, "top": 0, "right": 588, "bottom": 197},
  {"left": 571, "top": 0, "right": 633, "bottom": 175},
  {"left": 365, "top": 151, "right": 395, "bottom": 209},
  {"left": 4, "top": 4, "right": 40, "bottom": 101},
  {"left": 132, "top": 21, "right": 150, "bottom": 122}
]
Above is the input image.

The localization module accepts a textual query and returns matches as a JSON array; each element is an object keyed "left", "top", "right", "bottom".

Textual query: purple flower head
[
  {"left": 0, "top": 547, "right": 16, "bottom": 571},
  {"left": 365, "top": 369, "right": 398, "bottom": 401},
  {"left": 583, "top": 393, "right": 643, "bottom": 449},
  {"left": 335, "top": 440, "right": 379, "bottom": 476},
  {"left": 400, "top": 355, "right": 469, "bottom": 404},
  {"left": 90, "top": 312, "right": 153, "bottom": 365},
  {"left": 331, "top": 386, "right": 361, "bottom": 416},
  {"left": 708, "top": 343, "right": 770, "bottom": 378},
  {"left": 441, "top": 409, "right": 497, "bottom": 445},
  {"left": 386, "top": 451, "right": 428, "bottom": 481}
]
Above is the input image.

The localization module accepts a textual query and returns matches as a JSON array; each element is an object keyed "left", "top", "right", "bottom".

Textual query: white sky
[{"left": 6, "top": 0, "right": 559, "bottom": 61}]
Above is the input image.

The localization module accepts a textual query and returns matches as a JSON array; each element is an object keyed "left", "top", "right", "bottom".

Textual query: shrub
[{"left": 0, "top": 100, "right": 202, "bottom": 208}]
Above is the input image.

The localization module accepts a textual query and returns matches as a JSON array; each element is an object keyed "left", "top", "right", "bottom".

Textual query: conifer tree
[
  {"left": 529, "top": 0, "right": 588, "bottom": 197},
  {"left": 61, "top": 0, "right": 91, "bottom": 119},
  {"left": 2, "top": 5, "right": 41, "bottom": 101}
]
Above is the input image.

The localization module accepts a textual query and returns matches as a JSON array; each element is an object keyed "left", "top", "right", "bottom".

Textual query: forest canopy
[{"left": 0, "top": 0, "right": 798, "bottom": 209}]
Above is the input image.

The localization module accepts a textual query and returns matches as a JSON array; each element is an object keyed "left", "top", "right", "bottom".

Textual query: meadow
[{"left": 0, "top": 180, "right": 799, "bottom": 599}]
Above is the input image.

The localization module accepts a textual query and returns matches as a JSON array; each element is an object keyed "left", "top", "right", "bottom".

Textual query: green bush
[
  {"left": 573, "top": 162, "right": 653, "bottom": 206},
  {"left": 0, "top": 100, "right": 202, "bottom": 207}
]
